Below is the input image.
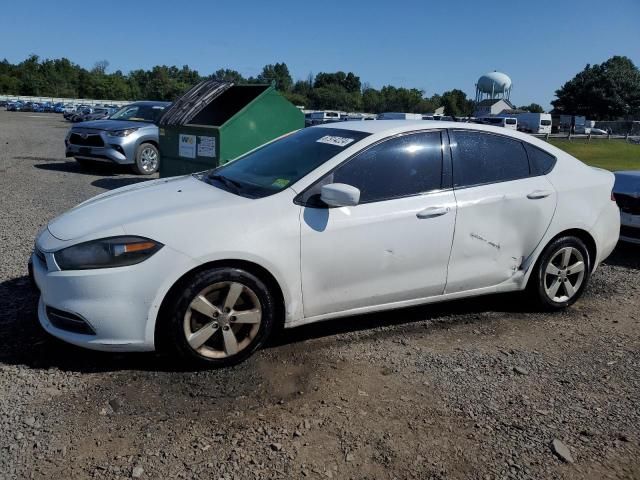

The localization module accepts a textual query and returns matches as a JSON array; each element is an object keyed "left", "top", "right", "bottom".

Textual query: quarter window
[
  {"left": 451, "top": 131, "right": 529, "bottom": 187},
  {"left": 524, "top": 143, "right": 556, "bottom": 175}
]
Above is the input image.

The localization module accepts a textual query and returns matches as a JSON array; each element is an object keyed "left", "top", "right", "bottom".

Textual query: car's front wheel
[
  {"left": 132, "top": 143, "right": 160, "bottom": 175},
  {"left": 528, "top": 236, "right": 591, "bottom": 310},
  {"left": 161, "top": 267, "right": 276, "bottom": 367}
]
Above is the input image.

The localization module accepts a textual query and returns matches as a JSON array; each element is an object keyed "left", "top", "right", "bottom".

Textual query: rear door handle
[
  {"left": 416, "top": 206, "right": 449, "bottom": 219},
  {"left": 527, "top": 190, "right": 553, "bottom": 199}
]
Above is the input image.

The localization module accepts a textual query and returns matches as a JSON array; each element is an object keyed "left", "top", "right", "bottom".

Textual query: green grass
[{"left": 547, "top": 138, "right": 640, "bottom": 171}]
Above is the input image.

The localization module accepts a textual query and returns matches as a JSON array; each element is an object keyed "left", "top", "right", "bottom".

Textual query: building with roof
[{"left": 473, "top": 98, "right": 515, "bottom": 117}]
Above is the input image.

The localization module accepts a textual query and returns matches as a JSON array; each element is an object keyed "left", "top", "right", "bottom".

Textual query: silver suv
[{"left": 65, "top": 101, "right": 170, "bottom": 175}]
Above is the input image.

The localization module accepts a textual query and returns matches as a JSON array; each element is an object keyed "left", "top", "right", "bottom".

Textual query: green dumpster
[{"left": 158, "top": 80, "right": 304, "bottom": 177}]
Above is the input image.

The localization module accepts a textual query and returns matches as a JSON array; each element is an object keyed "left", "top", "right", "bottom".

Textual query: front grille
[
  {"left": 620, "top": 225, "right": 640, "bottom": 240},
  {"left": 46, "top": 306, "right": 96, "bottom": 335},
  {"left": 615, "top": 193, "right": 640, "bottom": 215},
  {"left": 69, "top": 132, "right": 104, "bottom": 147}
]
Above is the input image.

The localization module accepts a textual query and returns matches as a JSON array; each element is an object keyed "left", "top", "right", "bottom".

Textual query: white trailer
[
  {"left": 515, "top": 113, "right": 552, "bottom": 134},
  {"left": 377, "top": 112, "right": 422, "bottom": 120}
]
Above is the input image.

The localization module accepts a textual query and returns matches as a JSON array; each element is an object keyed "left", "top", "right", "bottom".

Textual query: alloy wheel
[
  {"left": 183, "top": 281, "right": 262, "bottom": 358},
  {"left": 140, "top": 147, "right": 158, "bottom": 173},
  {"left": 543, "top": 247, "right": 586, "bottom": 303}
]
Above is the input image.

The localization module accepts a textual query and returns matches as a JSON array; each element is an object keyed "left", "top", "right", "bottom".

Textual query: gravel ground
[{"left": 1, "top": 111, "right": 639, "bottom": 480}]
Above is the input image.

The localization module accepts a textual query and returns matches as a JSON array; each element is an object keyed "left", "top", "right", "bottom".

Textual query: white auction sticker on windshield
[{"left": 316, "top": 135, "right": 355, "bottom": 147}]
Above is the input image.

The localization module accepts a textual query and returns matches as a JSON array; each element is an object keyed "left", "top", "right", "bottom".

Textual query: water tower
[{"left": 475, "top": 71, "right": 512, "bottom": 103}]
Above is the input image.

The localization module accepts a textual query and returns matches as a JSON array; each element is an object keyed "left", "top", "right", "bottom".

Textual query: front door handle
[
  {"left": 416, "top": 206, "right": 450, "bottom": 219},
  {"left": 527, "top": 190, "right": 553, "bottom": 199}
]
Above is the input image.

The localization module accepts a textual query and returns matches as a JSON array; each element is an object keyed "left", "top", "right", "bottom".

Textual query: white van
[
  {"left": 480, "top": 116, "right": 518, "bottom": 130},
  {"left": 515, "top": 113, "right": 552, "bottom": 134},
  {"left": 309, "top": 111, "right": 342, "bottom": 125}
]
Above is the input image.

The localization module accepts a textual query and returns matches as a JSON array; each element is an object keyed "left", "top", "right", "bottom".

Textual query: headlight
[
  {"left": 107, "top": 128, "right": 139, "bottom": 137},
  {"left": 54, "top": 236, "right": 163, "bottom": 270}
]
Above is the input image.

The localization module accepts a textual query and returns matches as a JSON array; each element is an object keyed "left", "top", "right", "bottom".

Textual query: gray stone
[
  {"left": 132, "top": 466, "right": 144, "bottom": 478},
  {"left": 551, "top": 439, "right": 574, "bottom": 463}
]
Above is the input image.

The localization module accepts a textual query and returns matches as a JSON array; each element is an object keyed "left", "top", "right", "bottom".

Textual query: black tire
[
  {"left": 159, "top": 267, "right": 276, "bottom": 368},
  {"left": 132, "top": 143, "right": 160, "bottom": 175},
  {"left": 527, "top": 236, "right": 591, "bottom": 310}
]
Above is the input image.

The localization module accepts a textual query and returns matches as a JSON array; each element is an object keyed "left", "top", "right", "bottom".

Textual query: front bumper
[
  {"left": 32, "top": 237, "right": 192, "bottom": 352},
  {"left": 65, "top": 131, "right": 137, "bottom": 165}
]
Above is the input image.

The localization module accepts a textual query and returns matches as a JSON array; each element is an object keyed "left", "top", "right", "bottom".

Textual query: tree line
[
  {"left": 0, "top": 55, "right": 474, "bottom": 114},
  {"left": 2, "top": 54, "right": 638, "bottom": 119}
]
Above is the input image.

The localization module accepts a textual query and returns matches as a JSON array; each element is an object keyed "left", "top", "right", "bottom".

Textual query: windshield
[
  {"left": 541, "top": 120, "right": 551, "bottom": 126},
  {"left": 110, "top": 103, "right": 167, "bottom": 123},
  {"left": 201, "top": 127, "right": 371, "bottom": 198}
]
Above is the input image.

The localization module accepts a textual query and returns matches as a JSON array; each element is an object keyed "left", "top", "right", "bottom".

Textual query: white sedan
[{"left": 31, "top": 121, "right": 620, "bottom": 367}]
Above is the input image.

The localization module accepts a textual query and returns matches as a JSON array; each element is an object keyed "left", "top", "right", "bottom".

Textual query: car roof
[
  {"left": 313, "top": 120, "right": 567, "bottom": 157},
  {"left": 126, "top": 101, "right": 171, "bottom": 107},
  {"left": 313, "top": 119, "right": 534, "bottom": 138}
]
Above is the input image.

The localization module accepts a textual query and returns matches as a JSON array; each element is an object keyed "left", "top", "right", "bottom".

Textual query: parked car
[
  {"left": 64, "top": 104, "right": 90, "bottom": 120},
  {"left": 80, "top": 107, "right": 113, "bottom": 122},
  {"left": 33, "top": 121, "right": 620, "bottom": 367},
  {"left": 53, "top": 103, "right": 66, "bottom": 113},
  {"left": 31, "top": 103, "right": 45, "bottom": 113},
  {"left": 69, "top": 107, "right": 93, "bottom": 122},
  {"left": 64, "top": 101, "right": 170, "bottom": 174},
  {"left": 613, "top": 171, "right": 640, "bottom": 244},
  {"left": 6, "top": 101, "right": 23, "bottom": 111}
]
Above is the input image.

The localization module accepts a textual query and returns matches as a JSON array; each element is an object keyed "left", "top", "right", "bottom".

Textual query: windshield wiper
[{"left": 208, "top": 173, "right": 243, "bottom": 193}]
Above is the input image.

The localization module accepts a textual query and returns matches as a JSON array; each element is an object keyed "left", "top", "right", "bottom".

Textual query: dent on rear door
[{"left": 446, "top": 177, "right": 557, "bottom": 293}]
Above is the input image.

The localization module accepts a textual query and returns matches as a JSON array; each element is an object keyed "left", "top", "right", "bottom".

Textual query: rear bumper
[{"left": 590, "top": 202, "right": 621, "bottom": 267}]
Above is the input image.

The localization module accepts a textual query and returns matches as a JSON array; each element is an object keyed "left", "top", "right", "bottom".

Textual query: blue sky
[{"left": 2, "top": 0, "right": 639, "bottom": 109}]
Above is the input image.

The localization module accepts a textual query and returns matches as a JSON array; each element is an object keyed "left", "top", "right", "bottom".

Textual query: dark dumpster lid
[{"left": 158, "top": 80, "right": 234, "bottom": 126}]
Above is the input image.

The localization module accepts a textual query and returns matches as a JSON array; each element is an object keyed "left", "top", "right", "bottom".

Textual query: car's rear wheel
[
  {"left": 132, "top": 143, "right": 159, "bottom": 175},
  {"left": 528, "top": 236, "right": 591, "bottom": 310},
  {"left": 161, "top": 267, "right": 275, "bottom": 367}
]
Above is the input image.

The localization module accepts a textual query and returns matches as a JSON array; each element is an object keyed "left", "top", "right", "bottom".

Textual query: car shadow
[
  {"left": 91, "top": 177, "right": 154, "bottom": 191},
  {"left": 603, "top": 242, "right": 640, "bottom": 270},
  {"left": 0, "top": 272, "right": 531, "bottom": 375},
  {"left": 34, "top": 161, "right": 131, "bottom": 176}
]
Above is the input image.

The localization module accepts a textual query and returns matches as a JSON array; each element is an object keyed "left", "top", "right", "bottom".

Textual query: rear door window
[{"left": 450, "top": 130, "right": 530, "bottom": 188}]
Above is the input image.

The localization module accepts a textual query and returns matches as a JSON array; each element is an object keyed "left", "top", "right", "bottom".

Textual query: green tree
[
  {"left": 440, "top": 89, "right": 474, "bottom": 116},
  {"left": 308, "top": 84, "right": 361, "bottom": 111},
  {"left": 551, "top": 56, "right": 640, "bottom": 119},
  {"left": 519, "top": 103, "right": 545, "bottom": 113},
  {"left": 314, "top": 71, "right": 361, "bottom": 93},
  {"left": 211, "top": 68, "right": 246, "bottom": 83},
  {"left": 258, "top": 62, "right": 292, "bottom": 92}
]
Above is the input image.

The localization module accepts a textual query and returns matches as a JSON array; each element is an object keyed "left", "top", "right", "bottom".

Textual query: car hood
[
  {"left": 73, "top": 119, "right": 155, "bottom": 131},
  {"left": 47, "top": 175, "right": 248, "bottom": 241},
  {"left": 613, "top": 171, "right": 640, "bottom": 197}
]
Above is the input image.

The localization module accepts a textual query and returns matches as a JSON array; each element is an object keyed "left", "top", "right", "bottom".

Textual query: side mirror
[{"left": 320, "top": 183, "right": 360, "bottom": 207}]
